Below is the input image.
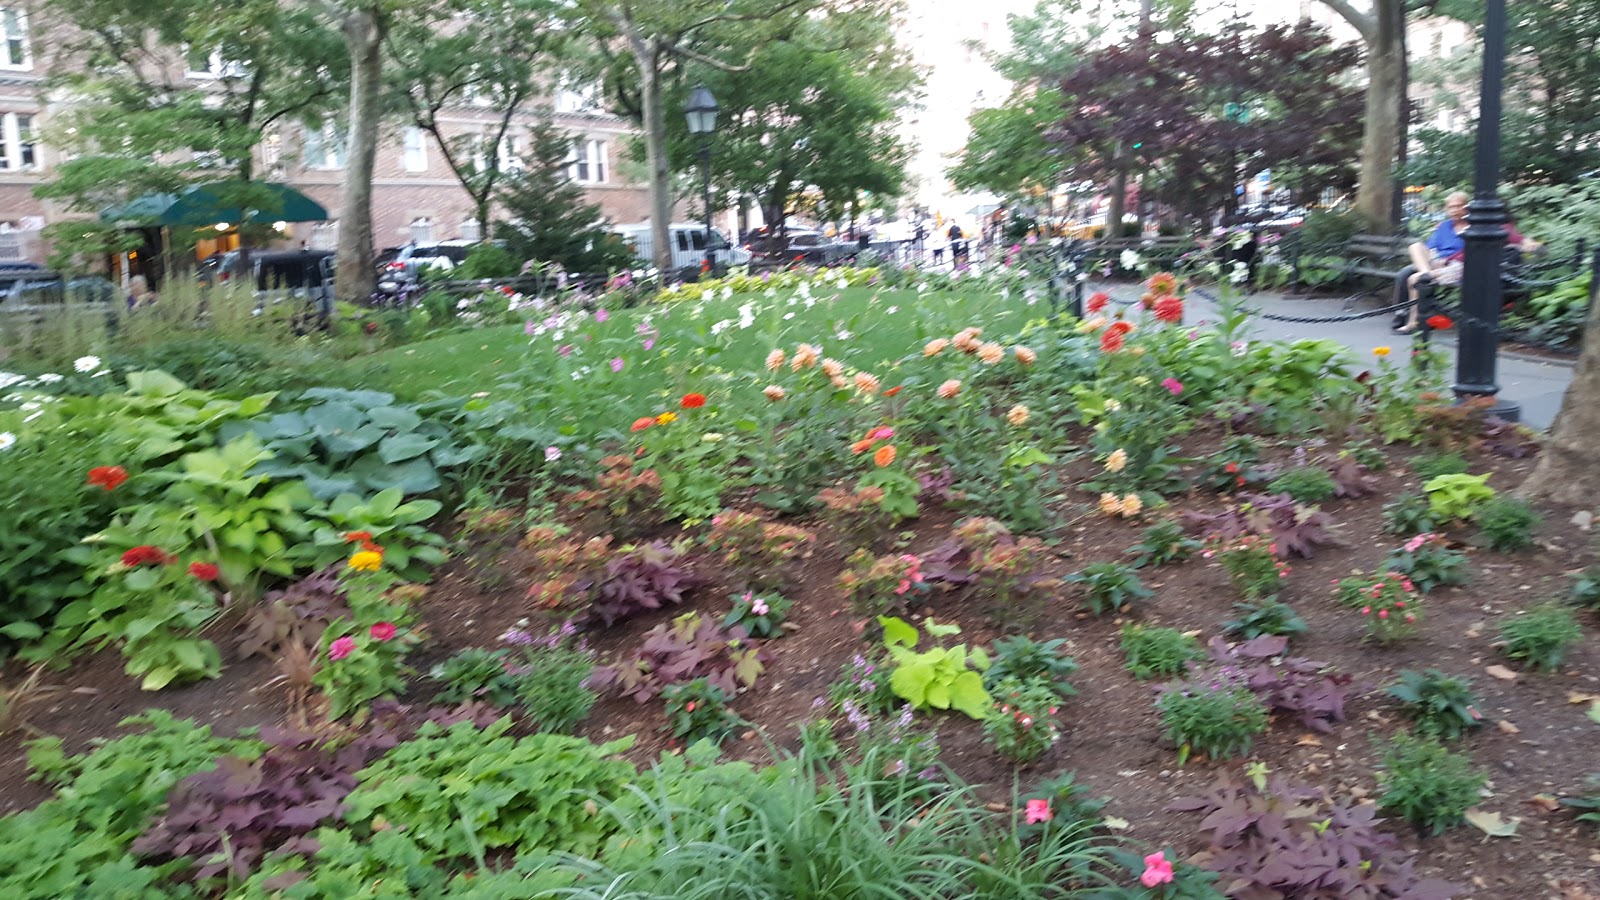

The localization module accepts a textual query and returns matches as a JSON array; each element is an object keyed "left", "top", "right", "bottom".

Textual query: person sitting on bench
[{"left": 1392, "top": 193, "right": 1531, "bottom": 334}]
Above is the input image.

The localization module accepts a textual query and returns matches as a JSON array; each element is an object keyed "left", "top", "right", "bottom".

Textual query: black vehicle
[
  {"left": 743, "top": 226, "right": 857, "bottom": 266},
  {"left": 253, "top": 249, "right": 336, "bottom": 328}
]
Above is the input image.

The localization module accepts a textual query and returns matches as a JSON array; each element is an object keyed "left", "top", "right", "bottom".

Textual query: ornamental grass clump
[
  {"left": 1120, "top": 625, "right": 1204, "bottom": 680},
  {"left": 1155, "top": 673, "right": 1270, "bottom": 764},
  {"left": 1498, "top": 601, "right": 1583, "bottom": 672}
]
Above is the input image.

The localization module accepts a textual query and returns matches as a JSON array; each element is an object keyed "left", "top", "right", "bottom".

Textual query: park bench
[{"left": 1085, "top": 235, "right": 1201, "bottom": 272}]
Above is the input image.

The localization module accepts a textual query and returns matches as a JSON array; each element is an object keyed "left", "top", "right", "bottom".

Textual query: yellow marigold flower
[
  {"left": 1013, "top": 346, "right": 1037, "bottom": 365},
  {"left": 978, "top": 342, "right": 1005, "bottom": 365},
  {"left": 1007, "top": 404, "right": 1030, "bottom": 426},
  {"left": 924, "top": 338, "right": 949, "bottom": 357},
  {"left": 853, "top": 371, "right": 881, "bottom": 395},
  {"left": 348, "top": 550, "right": 383, "bottom": 572},
  {"left": 766, "top": 348, "right": 786, "bottom": 370},
  {"left": 764, "top": 385, "right": 787, "bottom": 401},
  {"left": 820, "top": 358, "right": 843, "bottom": 378},
  {"left": 656, "top": 411, "right": 678, "bottom": 425},
  {"left": 1373, "top": 346, "right": 1391, "bottom": 357},
  {"left": 1119, "top": 493, "right": 1143, "bottom": 517},
  {"left": 1105, "top": 448, "right": 1128, "bottom": 473},
  {"left": 937, "top": 379, "right": 962, "bottom": 399},
  {"left": 1098, "top": 492, "right": 1121, "bottom": 515}
]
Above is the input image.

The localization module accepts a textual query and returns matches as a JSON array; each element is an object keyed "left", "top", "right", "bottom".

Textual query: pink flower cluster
[{"left": 894, "top": 555, "right": 925, "bottom": 595}]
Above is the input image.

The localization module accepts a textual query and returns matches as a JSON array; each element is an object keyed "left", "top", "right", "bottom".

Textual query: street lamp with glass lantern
[{"left": 683, "top": 85, "right": 719, "bottom": 277}]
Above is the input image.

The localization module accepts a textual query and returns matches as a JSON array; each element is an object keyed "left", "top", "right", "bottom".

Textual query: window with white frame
[
  {"left": 402, "top": 126, "right": 427, "bottom": 172},
  {"left": 565, "top": 138, "right": 606, "bottom": 184},
  {"left": 554, "top": 79, "right": 600, "bottom": 114},
  {"left": 0, "top": 112, "right": 37, "bottom": 171},
  {"left": 410, "top": 217, "right": 434, "bottom": 243},
  {"left": 262, "top": 131, "right": 283, "bottom": 177},
  {"left": 185, "top": 46, "right": 245, "bottom": 79},
  {"left": 0, "top": 8, "right": 29, "bottom": 70},
  {"left": 469, "top": 130, "right": 522, "bottom": 174},
  {"left": 302, "top": 122, "right": 344, "bottom": 170},
  {"left": 459, "top": 218, "right": 481, "bottom": 242}
]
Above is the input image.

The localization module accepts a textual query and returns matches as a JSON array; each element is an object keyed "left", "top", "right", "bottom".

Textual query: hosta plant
[
  {"left": 1065, "top": 562, "right": 1151, "bottom": 615},
  {"left": 1423, "top": 472, "right": 1494, "bottom": 521},
  {"left": 878, "top": 615, "right": 992, "bottom": 719}
]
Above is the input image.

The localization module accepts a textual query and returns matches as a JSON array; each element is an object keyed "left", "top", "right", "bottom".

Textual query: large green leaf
[
  {"left": 303, "top": 401, "right": 366, "bottom": 437},
  {"left": 321, "top": 423, "right": 388, "bottom": 456},
  {"left": 351, "top": 455, "right": 442, "bottom": 495},
  {"left": 125, "top": 370, "right": 187, "bottom": 397},
  {"left": 378, "top": 433, "right": 440, "bottom": 464},
  {"left": 366, "top": 405, "right": 423, "bottom": 431}
]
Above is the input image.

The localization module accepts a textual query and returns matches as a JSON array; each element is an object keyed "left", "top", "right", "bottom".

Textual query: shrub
[
  {"left": 430, "top": 647, "right": 521, "bottom": 707},
  {"left": 1065, "top": 562, "right": 1151, "bottom": 615},
  {"left": 702, "top": 509, "right": 816, "bottom": 592},
  {"left": 1474, "top": 496, "right": 1542, "bottom": 552},
  {"left": 1423, "top": 472, "right": 1495, "bottom": 520},
  {"left": 1266, "top": 466, "right": 1337, "bottom": 504},
  {"left": 1376, "top": 732, "right": 1486, "bottom": 835},
  {"left": 1120, "top": 625, "right": 1203, "bottom": 680},
  {"left": 588, "top": 611, "right": 768, "bottom": 703},
  {"left": 1383, "top": 533, "right": 1470, "bottom": 592},
  {"left": 1342, "top": 571, "right": 1423, "bottom": 643},
  {"left": 982, "top": 636, "right": 1080, "bottom": 697},
  {"left": 983, "top": 678, "right": 1062, "bottom": 764},
  {"left": 1155, "top": 676, "right": 1270, "bottom": 763},
  {"left": 1386, "top": 669, "right": 1484, "bottom": 741},
  {"left": 1498, "top": 601, "right": 1583, "bottom": 672},
  {"left": 838, "top": 550, "right": 927, "bottom": 617},
  {"left": 1208, "top": 534, "right": 1290, "bottom": 600},
  {"left": 662, "top": 677, "right": 741, "bottom": 746},
  {"left": 1381, "top": 492, "right": 1438, "bottom": 535},
  {"left": 1221, "top": 598, "right": 1308, "bottom": 640},
  {"left": 344, "top": 718, "right": 636, "bottom": 860},
  {"left": 515, "top": 641, "right": 598, "bottom": 734},
  {"left": 1126, "top": 519, "right": 1203, "bottom": 568},
  {"left": 1573, "top": 566, "right": 1600, "bottom": 610},
  {"left": 721, "top": 590, "right": 791, "bottom": 639},
  {"left": 1411, "top": 450, "right": 1468, "bottom": 481}
]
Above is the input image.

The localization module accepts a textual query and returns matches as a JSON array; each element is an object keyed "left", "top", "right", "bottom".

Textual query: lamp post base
[{"left": 1453, "top": 387, "right": 1521, "bottom": 423}]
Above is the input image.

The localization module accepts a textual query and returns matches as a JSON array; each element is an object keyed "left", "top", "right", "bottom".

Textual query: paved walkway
[{"left": 1089, "top": 281, "right": 1574, "bottom": 430}]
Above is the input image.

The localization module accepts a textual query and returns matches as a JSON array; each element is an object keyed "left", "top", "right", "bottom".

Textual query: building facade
[{"left": 0, "top": 5, "right": 655, "bottom": 264}]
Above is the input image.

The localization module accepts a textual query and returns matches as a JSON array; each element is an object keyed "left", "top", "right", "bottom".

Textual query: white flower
[
  {"left": 885, "top": 306, "right": 898, "bottom": 315},
  {"left": 0, "top": 432, "right": 14, "bottom": 451},
  {"left": 1120, "top": 249, "right": 1142, "bottom": 270},
  {"left": 0, "top": 372, "right": 21, "bottom": 389},
  {"left": 36, "top": 373, "right": 63, "bottom": 384},
  {"left": 1104, "top": 398, "right": 1123, "bottom": 413},
  {"left": 783, "top": 312, "right": 795, "bottom": 320},
  {"left": 835, "top": 329, "right": 852, "bottom": 341},
  {"left": 1230, "top": 261, "right": 1250, "bottom": 284},
  {"left": 19, "top": 401, "right": 40, "bottom": 411}
]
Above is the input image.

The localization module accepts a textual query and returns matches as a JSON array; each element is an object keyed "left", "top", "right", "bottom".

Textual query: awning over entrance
[{"left": 101, "top": 182, "right": 328, "bottom": 227}]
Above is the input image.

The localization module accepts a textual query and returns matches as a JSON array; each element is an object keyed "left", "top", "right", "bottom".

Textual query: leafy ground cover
[{"left": 0, "top": 266, "right": 1597, "bottom": 897}]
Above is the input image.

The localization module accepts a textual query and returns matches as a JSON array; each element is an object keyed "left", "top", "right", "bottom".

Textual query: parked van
[{"left": 612, "top": 222, "right": 750, "bottom": 277}]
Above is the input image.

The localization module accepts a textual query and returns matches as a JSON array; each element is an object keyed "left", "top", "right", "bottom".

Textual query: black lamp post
[
  {"left": 683, "top": 85, "right": 719, "bottom": 277},
  {"left": 1453, "top": 0, "right": 1519, "bottom": 421}
]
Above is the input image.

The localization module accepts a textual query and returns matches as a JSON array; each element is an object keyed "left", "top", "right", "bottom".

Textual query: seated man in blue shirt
[{"left": 1393, "top": 191, "right": 1468, "bottom": 334}]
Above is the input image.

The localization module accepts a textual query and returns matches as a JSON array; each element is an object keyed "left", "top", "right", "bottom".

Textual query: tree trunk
[
  {"left": 1355, "top": 0, "right": 1404, "bottom": 232},
  {"left": 1519, "top": 294, "right": 1600, "bottom": 504},
  {"left": 1106, "top": 144, "right": 1126, "bottom": 240},
  {"left": 335, "top": 4, "right": 384, "bottom": 303},
  {"left": 634, "top": 40, "right": 674, "bottom": 274}
]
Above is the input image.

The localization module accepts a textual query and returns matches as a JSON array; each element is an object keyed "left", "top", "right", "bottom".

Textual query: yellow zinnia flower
[
  {"left": 348, "top": 550, "right": 383, "bottom": 572},
  {"left": 656, "top": 411, "right": 677, "bottom": 425},
  {"left": 1373, "top": 346, "right": 1391, "bottom": 357}
]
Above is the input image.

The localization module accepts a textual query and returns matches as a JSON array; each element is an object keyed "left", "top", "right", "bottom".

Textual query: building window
[
  {"left": 0, "top": 8, "right": 28, "bottom": 70},
  {"left": 554, "top": 78, "right": 600, "bottom": 113},
  {"left": 410, "top": 217, "right": 434, "bottom": 243},
  {"left": 186, "top": 46, "right": 245, "bottom": 79},
  {"left": 0, "top": 112, "right": 36, "bottom": 171},
  {"left": 565, "top": 138, "right": 606, "bottom": 184},
  {"left": 302, "top": 122, "right": 344, "bottom": 170},
  {"left": 263, "top": 131, "right": 283, "bottom": 177},
  {"left": 402, "top": 126, "right": 427, "bottom": 172},
  {"left": 459, "top": 218, "right": 481, "bottom": 242}
]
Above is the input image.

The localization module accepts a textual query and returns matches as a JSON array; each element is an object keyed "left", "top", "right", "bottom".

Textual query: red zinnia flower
[
  {"left": 1100, "top": 330, "right": 1125, "bottom": 353},
  {"left": 188, "top": 562, "right": 220, "bottom": 581},
  {"left": 1426, "top": 314, "right": 1454, "bottom": 330},
  {"left": 1087, "top": 292, "right": 1110, "bottom": 313},
  {"left": 344, "top": 531, "right": 374, "bottom": 543},
  {"left": 369, "top": 622, "right": 397, "bottom": 642},
  {"left": 630, "top": 416, "right": 654, "bottom": 432},
  {"left": 680, "top": 393, "right": 707, "bottom": 409},
  {"left": 87, "top": 465, "right": 129, "bottom": 491},
  {"left": 121, "top": 545, "right": 172, "bottom": 567},
  {"left": 883, "top": 385, "right": 903, "bottom": 398},
  {"left": 1108, "top": 320, "right": 1133, "bottom": 336},
  {"left": 1153, "top": 294, "right": 1184, "bottom": 323}
]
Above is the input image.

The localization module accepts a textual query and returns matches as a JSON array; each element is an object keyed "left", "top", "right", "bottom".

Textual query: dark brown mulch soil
[{"left": 3, "top": 438, "right": 1599, "bottom": 898}]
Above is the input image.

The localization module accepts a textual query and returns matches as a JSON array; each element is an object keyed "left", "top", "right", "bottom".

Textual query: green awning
[{"left": 101, "top": 182, "right": 328, "bottom": 227}]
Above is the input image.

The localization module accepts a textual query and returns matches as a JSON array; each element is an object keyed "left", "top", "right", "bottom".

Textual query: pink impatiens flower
[
  {"left": 1024, "top": 798, "right": 1052, "bottom": 824},
  {"left": 328, "top": 636, "right": 357, "bottom": 661},
  {"left": 1140, "top": 851, "right": 1175, "bottom": 887}
]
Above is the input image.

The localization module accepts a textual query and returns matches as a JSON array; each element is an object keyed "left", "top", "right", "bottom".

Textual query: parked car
[
  {"left": 0, "top": 273, "right": 118, "bottom": 325},
  {"left": 374, "top": 240, "right": 476, "bottom": 296},
  {"left": 743, "top": 226, "right": 857, "bottom": 266},
  {"left": 612, "top": 222, "right": 751, "bottom": 279}
]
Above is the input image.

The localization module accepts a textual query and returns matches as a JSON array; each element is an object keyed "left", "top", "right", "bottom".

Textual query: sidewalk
[{"left": 1090, "top": 282, "right": 1574, "bottom": 430}]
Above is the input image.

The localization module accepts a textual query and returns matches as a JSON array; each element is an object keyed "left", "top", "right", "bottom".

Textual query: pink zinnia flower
[
  {"left": 1161, "top": 377, "right": 1184, "bottom": 396},
  {"left": 594, "top": 308, "right": 609, "bottom": 323},
  {"left": 328, "top": 636, "right": 357, "bottom": 660},
  {"left": 369, "top": 622, "right": 397, "bottom": 642},
  {"left": 1024, "top": 798, "right": 1052, "bottom": 824},
  {"left": 1140, "top": 852, "right": 1174, "bottom": 887},
  {"left": 610, "top": 357, "right": 624, "bottom": 373},
  {"left": 870, "top": 427, "right": 894, "bottom": 440}
]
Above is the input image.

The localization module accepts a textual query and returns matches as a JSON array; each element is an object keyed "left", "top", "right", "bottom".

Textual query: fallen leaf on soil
[
  {"left": 1464, "top": 808, "right": 1519, "bottom": 837},
  {"left": 1295, "top": 735, "right": 1323, "bottom": 747},
  {"left": 1589, "top": 703, "right": 1600, "bottom": 725},
  {"left": 1465, "top": 622, "right": 1485, "bottom": 638},
  {"left": 1568, "top": 691, "right": 1600, "bottom": 704},
  {"left": 984, "top": 802, "right": 1007, "bottom": 813},
  {"left": 1485, "top": 665, "right": 1520, "bottom": 681},
  {"left": 1117, "top": 770, "right": 1140, "bottom": 777},
  {"left": 1527, "top": 794, "right": 1561, "bottom": 813},
  {"left": 1103, "top": 816, "right": 1131, "bottom": 831},
  {"left": 1496, "top": 719, "right": 1520, "bottom": 734}
]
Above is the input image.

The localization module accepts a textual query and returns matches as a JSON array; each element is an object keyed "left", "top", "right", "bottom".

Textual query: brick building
[{"left": 0, "top": 5, "right": 655, "bottom": 265}]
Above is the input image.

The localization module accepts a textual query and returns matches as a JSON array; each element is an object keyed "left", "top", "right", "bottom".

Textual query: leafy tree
[
  {"left": 387, "top": 0, "right": 569, "bottom": 239},
  {"left": 498, "top": 120, "right": 634, "bottom": 274},
  {"left": 660, "top": 6, "right": 913, "bottom": 238},
  {"left": 1046, "top": 21, "right": 1363, "bottom": 224}
]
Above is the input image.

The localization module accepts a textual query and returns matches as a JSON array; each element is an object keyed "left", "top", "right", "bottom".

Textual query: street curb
[{"left": 1432, "top": 340, "right": 1577, "bottom": 369}]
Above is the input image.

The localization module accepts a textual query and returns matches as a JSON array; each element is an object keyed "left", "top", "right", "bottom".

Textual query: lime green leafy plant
[{"left": 878, "top": 615, "right": 993, "bottom": 719}]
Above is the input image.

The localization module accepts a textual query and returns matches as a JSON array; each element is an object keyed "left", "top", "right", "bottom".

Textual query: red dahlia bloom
[
  {"left": 1153, "top": 295, "right": 1184, "bottom": 323},
  {"left": 680, "top": 393, "right": 707, "bottom": 409},
  {"left": 188, "top": 562, "right": 220, "bottom": 581},
  {"left": 122, "top": 545, "right": 172, "bottom": 567},
  {"left": 1100, "top": 330, "right": 1125, "bottom": 353},
  {"left": 1108, "top": 320, "right": 1134, "bottom": 336},
  {"left": 1087, "top": 292, "right": 1110, "bottom": 313},
  {"left": 87, "top": 465, "right": 129, "bottom": 491},
  {"left": 1426, "top": 314, "right": 1454, "bottom": 330}
]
